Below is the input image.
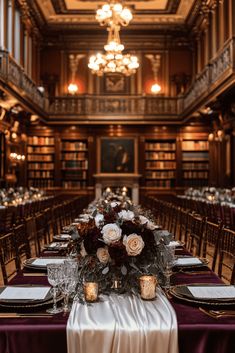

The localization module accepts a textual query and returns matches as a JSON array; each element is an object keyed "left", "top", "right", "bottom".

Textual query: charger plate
[
  {"left": 23, "top": 257, "right": 66, "bottom": 271},
  {"left": 169, "top": 284, "right": 235, "bottom": 307},
  {"left": 173, "top": 257, "right": 209, "bottom": 270},
  {"left": 0, "top": 285, "right": 63, "bottom": 312}
]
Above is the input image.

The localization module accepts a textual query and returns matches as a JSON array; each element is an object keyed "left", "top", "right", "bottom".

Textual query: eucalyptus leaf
[
  {"left": 102, "top": 266, "right": 110, "bottom": 275},
  {"left": 121, "top": 265, "right": 127, "bottom": 275}
]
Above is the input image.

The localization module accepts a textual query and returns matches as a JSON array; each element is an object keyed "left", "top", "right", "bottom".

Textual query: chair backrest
[
  {"left": 186, "top": 213, "right": 205, "bottom": 257},
  {"left": 218, "top": 227, "right": 235, "bottom": 284},
  {"left": 13, "top": 223, "right": 31, "bottom": 266},
  {"left": 24, "top": 215, "right": 37, "bottom": 257},
  {"left": 0, "top": 206, "right": 16, "bottom": 234},
  {"left": 0, "top": 232, "right": 19, "bottom": 284},
  {"left": 202, "top": 219, "right": 223, "bottom": 272}
]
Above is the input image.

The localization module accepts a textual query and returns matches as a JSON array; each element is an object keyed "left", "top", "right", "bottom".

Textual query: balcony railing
[
  {"left": 0, "top": 50, "right": 45, "bottom": 111},
  {"left": 49, "top": 95, "right": 179, "bottom": 119},
  {"left": 1, "top": 39, "right": 235, "bottom": 121}
]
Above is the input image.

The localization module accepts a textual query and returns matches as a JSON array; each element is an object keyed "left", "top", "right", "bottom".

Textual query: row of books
[
  {"left": 61, "top": 160, "right": 88, "bottom": 169},
  {"left": 146, "top": 171, "right": 175, "bottom": 179},
  {"left": 183, "top": 171, "right": 209, "bottom": 179},
  {"left": 146, "top": 161, "right": 176, "bottom": 169},
  {"left": 28, "top": 136, "right": 54, "bottom": 146},
  {"left": 28, "top": 163, "right": 54, "bottom": 170},
  {"left": 61, "top": 152, "right": 87, "bottom": 160},
  {"left": 63, "top": 170, "right": 87, "bottom": 179},
  {"left": 27, "top": 146, "right": 55, "bottom": 154},
  {"left": 28, "top": 155, "right": 54, "bottom": 162},
  {"left": 145, "top": 152, "right": 175, "bottom": 160},
  {"left": 182, "top": 140, "right": 209, "bottom": 151},
  {"left": 182, "top": 152, "right": 209, "bottom": 161},
  {"left": 145, "top": 142, "right": 176, "bottom": 151},
  {"left": 182, "top": 162, "right": 209, "bottom": 170},
  {"left": 183, "top": 179, "right": 208, "bottom": 187},
  {"left": 61, "top": 142, "right": 87, "bottom": 151},
  {"left": 28, "top": 179, "right": 54, "bottom": 188},
  {"left": 146, "top": 180, "right": 175, "bottom": 187},
  {"left": 62, "top": 181, "right": 87, "bottom": 188},
  {"left": 28, "top": 171, "right": 54, "bottom": 178}
]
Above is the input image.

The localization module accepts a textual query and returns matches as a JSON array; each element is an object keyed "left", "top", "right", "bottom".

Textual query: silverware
[
  {"left": 199, "top": 307, "right": 235, "bottom": 319},
  {"left": 179, "top": 270, "right": 212, "bottom": 275},
  {"left": 0, "top": 312, "right": 53, "bottom": 318},
  {"left": 23, "top": 273, "right": 47, "bottom": 277}
]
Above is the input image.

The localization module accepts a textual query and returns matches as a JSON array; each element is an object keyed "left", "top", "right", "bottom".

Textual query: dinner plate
[
  {"left": 173, "top": 257, "right": 209, "bottom": 269},
  {"left": 44, "top": 242, "right": 69, "bottom": 250},
  {"left": 0, "top": 285, "right": 63, "bottom": 312},
  {"left": 23, "top": 257, "right": 66, "bottom": 271},
  {"left": 169, "top": 284, "right": 235, "bottom": 307},
  {"left": 53, "top": 234, "right": 71, "bottom": 241}
]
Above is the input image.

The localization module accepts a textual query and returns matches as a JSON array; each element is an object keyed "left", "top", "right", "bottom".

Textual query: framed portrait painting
[
  {"left": 98, "top": 137, "right": 137, "bottom": 174},
  {"left": 102, "top": 73, "right": 130, "bottom": 94}
]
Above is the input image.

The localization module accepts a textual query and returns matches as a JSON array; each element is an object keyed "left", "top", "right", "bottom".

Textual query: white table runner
[{"left": 67, "top": 288, "right": 178, "bottom": 353}]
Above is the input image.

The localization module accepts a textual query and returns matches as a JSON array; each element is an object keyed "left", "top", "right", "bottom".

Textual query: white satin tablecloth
[{"left": 67, "top": 288, "right": 178, "bottom": 353}]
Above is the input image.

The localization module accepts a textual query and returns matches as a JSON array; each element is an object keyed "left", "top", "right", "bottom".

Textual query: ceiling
[{"left": 30, "top": 0, "right": 197, "bottom": 30}]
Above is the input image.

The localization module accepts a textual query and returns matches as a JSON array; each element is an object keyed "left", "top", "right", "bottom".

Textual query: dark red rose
[
  {"left": 83, "top": 227, "right": 103, "bottom": 254},
  {"left": 108, "top": 241, "right": 128, "bottom": 266}
]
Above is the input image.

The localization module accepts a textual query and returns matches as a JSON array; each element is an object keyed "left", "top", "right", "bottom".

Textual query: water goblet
[
  {"left": 46, "top": 263, "right": 64, "bottom": 314},
  {"left": 59, "top": 262, "right": 78, "bottom": 312}
]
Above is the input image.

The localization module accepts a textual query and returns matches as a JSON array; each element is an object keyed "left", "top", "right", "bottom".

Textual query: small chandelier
[
  {"left": 88, "top": 1, "right": 139, "bottom": 76},
  {"left": 96, "top": 1, "right": 133, "bottom": 27},
  {"left": 88, "top": 25, "right": 139, "bottom": 76}
]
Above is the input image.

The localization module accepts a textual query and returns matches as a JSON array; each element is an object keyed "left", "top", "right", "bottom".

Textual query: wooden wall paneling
[
  {"left": 138, "top": 136, "right": 145, "bottom": 187},
  {"left": 87, "top": 136, "right": 95, "bottom": 187}
]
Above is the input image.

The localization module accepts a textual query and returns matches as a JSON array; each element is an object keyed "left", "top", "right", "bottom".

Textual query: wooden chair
[
  {"left": 34, "top": 212, "right": 50, "bottom": 255},
  {"left": 186, "top": 213, "right": 205, "bottom": 257},
  {"left": 178, "top": 208, "right": 190, "bottom": 242},
  {"left": 0, "top": 206, "right": 16, "bottom": 235},
  {"left": 13, "top": 223, "right": 31, "bottom": 267},
  {"left": 24, "top": 216, "right": 38, "bottom": 257},
  {"left": 0, "top": 232, "right": 20, "bottom": 284},
  {"left": 202, "top": 219, "right": 223, "bottom": 272},
  {"left": 218, "top": 227, "right": 235, "bottom": 284}
]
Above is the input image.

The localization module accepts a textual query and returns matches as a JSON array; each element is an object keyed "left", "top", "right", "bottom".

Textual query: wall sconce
[
  {"left": 67, "top": 54, "right": 85, "bottom": 95},
  {"left": 145, "top": 54, "right": 162, "bottom": 94}
]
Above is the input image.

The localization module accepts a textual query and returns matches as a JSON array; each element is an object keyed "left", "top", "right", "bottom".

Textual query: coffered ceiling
[{"left": 29, "top": 0, "right": 197, "bottom": 30}]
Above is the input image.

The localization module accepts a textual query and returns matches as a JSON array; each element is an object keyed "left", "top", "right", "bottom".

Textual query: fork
[{"left": 199, "top": 307, "right": 235, "bottom": 319}]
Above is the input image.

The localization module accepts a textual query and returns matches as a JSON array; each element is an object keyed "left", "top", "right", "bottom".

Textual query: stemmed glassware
[
  {"left": 160, "top": 244, "right": 176, "bottom": 291},
  {"left": 46, "top": 263, "right": 64, "bottom": 314},
  {"left": 59, "top": 260, "right": 78, "bottom": 312}
]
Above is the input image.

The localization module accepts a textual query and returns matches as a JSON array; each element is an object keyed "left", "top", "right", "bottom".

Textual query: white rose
[
  {"left": 111, "top": 201, "right": 121, "bottom": 208},
  {"left": 101, "top": 223, "right": 122, "bottom": 245},
  {"left": 96, "top": 247, "right": 110, "bottom": 264},
  {"left": 123, "top": 233, "right": 145, "bottom": 256},
  {"left": 95, "top": 213, "right": 104, "bottom": 227},
  {"left": 118, "top": 210, "right": 135, "bottom": 221},
  {"left": 139, "top": 215, "right": 157, "bottom": 230}
]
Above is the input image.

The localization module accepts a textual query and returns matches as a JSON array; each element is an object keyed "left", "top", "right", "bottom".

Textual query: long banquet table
[{"left": 0, "top": 249, "right": 235, "bottom": 353}]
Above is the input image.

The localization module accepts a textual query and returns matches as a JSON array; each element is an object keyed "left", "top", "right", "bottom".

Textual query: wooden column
[{"left": 211, "top": 3, "right": 217, "bottom": 57}]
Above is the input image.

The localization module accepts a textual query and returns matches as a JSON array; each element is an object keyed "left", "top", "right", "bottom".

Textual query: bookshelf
[
  {"left": 145, "top": 140, "right": 176, "bottom": 188},
  {"left": 60, "top": 139, "right": 88, "bottom": 188},
  {"left": 27, "top": 136, "right": 55, "bottom": 188},
  {"left": 181, "top": 139, "right": 209, "bottom": 186},
  {"left": 0, "top": 133, "right": 5, "bottom": 182}
]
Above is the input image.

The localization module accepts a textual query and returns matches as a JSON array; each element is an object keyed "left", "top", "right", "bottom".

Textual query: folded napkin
[
  {"left": 32, "top": 258, "right": 65, "bottom": 267},
  {"left": 0, "top": 286, "right": 50, "bottom": 300},
  {"left": 187, "top": 285, "right": 235, "bottom": 299},
  {"left": 174, "top": 257, "right": 202, "bottom": 266}
]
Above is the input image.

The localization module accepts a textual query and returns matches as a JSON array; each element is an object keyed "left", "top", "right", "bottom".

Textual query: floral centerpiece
[{"left": 69, "top": 194, "right": 174, "bottom": 299}]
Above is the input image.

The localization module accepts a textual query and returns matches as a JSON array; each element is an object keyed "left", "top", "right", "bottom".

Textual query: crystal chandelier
[
  {"left": 88, "top": 1, "right": 139, "bottom": 76},
  {"left": 95, "top": 1, "right": 133, "bottom": 27},
  {"left": 88, "top": 25, "right": 139, "bottom": 76}
]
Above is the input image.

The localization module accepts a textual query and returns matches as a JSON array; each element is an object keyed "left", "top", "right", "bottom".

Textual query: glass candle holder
[
  {"left": 83, "top": 282, "right": 99, "bottom": 302},
  {"left": 139, "top": 275, "right": 157, "bottom": 300}
]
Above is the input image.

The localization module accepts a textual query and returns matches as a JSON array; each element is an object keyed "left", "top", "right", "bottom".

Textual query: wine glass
[
  {"left": 46, "top": 263, "right": 64, "bottom": 314},
  {"left": 59, "top": 262, "right": 78, "bottom": 312},
  {"left": 161, "top": 245, "right": 176, "bottom": 291}
]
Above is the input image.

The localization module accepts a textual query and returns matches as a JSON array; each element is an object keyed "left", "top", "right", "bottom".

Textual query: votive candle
[
  {"left": 139, "top": 275, "right": 157, "bottom": 300},
  {"left": 84, "top": 282, "right": 99, "bottom": 302}
]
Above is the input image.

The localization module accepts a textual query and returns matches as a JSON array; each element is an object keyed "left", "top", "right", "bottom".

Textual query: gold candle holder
[
  {"left": 139, "top": 275, "right": 157, "bottom": 300},
  {"left": 83, "top": 282, "right": 99, "bottom": 302}
]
